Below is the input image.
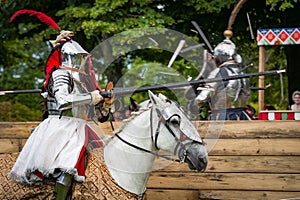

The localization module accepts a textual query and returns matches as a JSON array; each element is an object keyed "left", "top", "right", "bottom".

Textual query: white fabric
[
  {"left": 294, "top": 112, "right": 300, "bottom": 120},
  {"left": 268, "top": 112, "right": 275, "bottom": 120},
  {"left": 9, "top": 116, "right": 89, "bottom": 185}
]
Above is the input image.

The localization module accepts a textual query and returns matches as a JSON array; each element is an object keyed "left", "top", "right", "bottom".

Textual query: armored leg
[{"left": 55, "top": 172, "right": 73, "bottom": 200}]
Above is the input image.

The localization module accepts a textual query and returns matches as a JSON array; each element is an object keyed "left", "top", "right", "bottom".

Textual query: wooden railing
[{"left": 1, "top": 121, "right": 300, "bottom": 200}]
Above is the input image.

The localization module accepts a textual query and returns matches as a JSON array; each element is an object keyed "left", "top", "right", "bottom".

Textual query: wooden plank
[
  {"left": 147, "top": 173, "right": 300, "bottom": 191},
  {"left": 145, "top": 189, "right": 199, "bottom": 200},
  {"left": 1, "top": 123, "right": 300, "bottom": 156},
  {"left": 194, "top": 120, "right": 300, "bottom": 139},
  {"left": 1, "top": 121, "right": 300, "bottom": 139},
  {"left": 0, "top": 139, "right": 20, "bottom": 153},
  {"left": 0, "top": 121, "right": 117, "bottom": 139},
  {"left": 0, "top": 122, "right": 39, "bottom": 139},
  {"left": 199, "top": 190, "right": 300, "bottom": 200},
  {"left": 153, "top": 155, "right": 300, "bottom": 173},
  {"left": 145, "top": 189, "right": 300, "bottom": 200},
  {"left": 206, "top": 138, "right": 300, "bottom": 155}
]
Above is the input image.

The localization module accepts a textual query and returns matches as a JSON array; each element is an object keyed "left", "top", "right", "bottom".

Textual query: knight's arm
[
  {"left": 51, "top": 69, "right": 102, "bottom": 110},
  {"left": 195, "top": 68, "right": 219, "bottom": 102}
]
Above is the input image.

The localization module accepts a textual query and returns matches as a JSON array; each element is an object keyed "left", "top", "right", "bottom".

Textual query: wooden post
[{"left": 258, "top": 46, "right": 265, "bottom": 112}]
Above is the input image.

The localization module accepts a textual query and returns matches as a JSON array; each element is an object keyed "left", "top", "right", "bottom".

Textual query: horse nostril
[{"left": 199, "top": 155, "right": 208, "bottom": 171}]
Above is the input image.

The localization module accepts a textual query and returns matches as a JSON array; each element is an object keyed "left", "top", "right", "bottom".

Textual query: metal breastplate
[
  {"left": 222, "top": 65, "right": 242, "bottom": 100},
  {"left": 46, "top": 69, "right": 94, "bottom": 119}
]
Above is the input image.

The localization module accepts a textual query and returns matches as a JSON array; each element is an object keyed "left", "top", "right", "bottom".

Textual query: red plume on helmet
[
  {"left": 10, "top": 9, "right": 60, "bottom": 30},
  {"left": 10, "top": 10, "right": 65, "bottom": 88}
]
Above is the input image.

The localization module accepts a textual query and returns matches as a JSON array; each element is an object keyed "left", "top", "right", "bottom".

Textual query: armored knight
[
  {"left": 9, "top": 31, "right": 113, "bottom": 199},
  {"left": 195, "top": 31, "right": 240, "bottom": 106},
  {"left": 195, "top": 30, "right": 250, "bottom": 120}
]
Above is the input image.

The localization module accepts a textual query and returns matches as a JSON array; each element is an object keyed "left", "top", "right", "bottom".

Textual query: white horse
[{"left": 0, "top": 91, "right": 208, "bottom": 199}]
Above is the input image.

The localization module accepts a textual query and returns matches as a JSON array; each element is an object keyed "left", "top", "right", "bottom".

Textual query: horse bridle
[
  {"left": 151, "top": 106, "right": 203, "bottom": 163},
  {"left": 115, "top": 104, "right": 203, "bottom": 163}
]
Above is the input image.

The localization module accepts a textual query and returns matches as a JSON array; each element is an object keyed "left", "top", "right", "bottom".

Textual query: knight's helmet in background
[{"left": 213, "top": 30, "right": 242, "bottom": 66}]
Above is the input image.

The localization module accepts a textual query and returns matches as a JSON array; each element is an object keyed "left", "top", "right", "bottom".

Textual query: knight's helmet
[
  {"left": 213, "top": 30, "right": 242, "bottom": 66},
  {"left": 45, "top": 30, "right": 100, "bottom": 92},
  {"left": 60, "top": 37, "right": 89, "bottom": 71},
  {"left": 49, "top": 30, "right": 89, "bottom": 71}
]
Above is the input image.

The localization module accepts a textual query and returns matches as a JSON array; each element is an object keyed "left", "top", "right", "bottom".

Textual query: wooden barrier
[
  {"left": 0, "top": 121, "right": 300, "bottom": 200},
  {"left": 148, "top": 121, "right": 300, "bottom": 200}
]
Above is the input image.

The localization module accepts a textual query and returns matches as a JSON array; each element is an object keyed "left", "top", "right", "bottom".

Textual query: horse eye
[{"left": 170, "top": 117, "right": 180, "bottom": 126}]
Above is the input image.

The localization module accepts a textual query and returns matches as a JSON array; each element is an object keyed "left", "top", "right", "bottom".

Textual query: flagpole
[{"left": 258, "top": 46, "right": 265, "bottom": 112}]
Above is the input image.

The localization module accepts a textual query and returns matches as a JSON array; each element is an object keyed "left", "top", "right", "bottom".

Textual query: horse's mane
[{"left": 113, "top": 108, "right": 150, "bottom": 134}]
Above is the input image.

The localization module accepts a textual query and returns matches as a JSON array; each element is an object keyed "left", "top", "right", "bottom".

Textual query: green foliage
[
  {"left": 184, "top": 0, "right": 238, "bottom": 13},
  {"left": 0, "top": 36, "right": 48, "bottom": 111},
  {"left": 263, "top": 46, "right": 289, "bottom": 109},
  {"left": 57, "top": 0, "right": 175, "bottom": 39},
  {"left": 267, "top": 0, "right": 298, "bottom": 11},
  {"left": 120, "top": 57, "right": 187, "bottom": 106},
  {"left": 0, "top": 0, "right": 299, "bottom": 121},
  {"left": 0, "top": 101, "right": 43, "bottom": 121}
]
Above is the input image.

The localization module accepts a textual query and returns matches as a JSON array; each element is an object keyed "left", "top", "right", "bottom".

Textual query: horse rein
[{"left": 114, "top": 133, "right": 180, "bottom": 162}]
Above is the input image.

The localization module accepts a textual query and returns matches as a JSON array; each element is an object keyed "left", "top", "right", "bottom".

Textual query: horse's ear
[
  {"left": 148, "top": 90, "right": 164, "bottom": 106},
  {"left": 149, "top": 91, "right": 167, "bottom": 108},
  {"left": 148, "top": 90, "right": 157, "bottom": 105}
]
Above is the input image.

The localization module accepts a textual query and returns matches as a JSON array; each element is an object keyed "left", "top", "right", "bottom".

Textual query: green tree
[{"left": 1, "top": 0, "right": 300, "bottom": 120}]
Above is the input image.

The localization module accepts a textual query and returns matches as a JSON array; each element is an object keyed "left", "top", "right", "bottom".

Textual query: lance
[
  {"left": 114, "top": 69, "right": 285, "bottom": 95},
  {"left": 0, "top": 69, "right": 285, "bottom": 96},
  {"left": 0, "top": 89, "right": 42, "bottom": 96},
  {"left": 191, "top": 21, "right": 214, "bottom": 54}
]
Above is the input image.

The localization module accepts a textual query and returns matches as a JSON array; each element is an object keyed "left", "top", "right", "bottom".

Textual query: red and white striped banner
[{"left": 259, "top": 110, "right": 300, "bottom": 120}]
